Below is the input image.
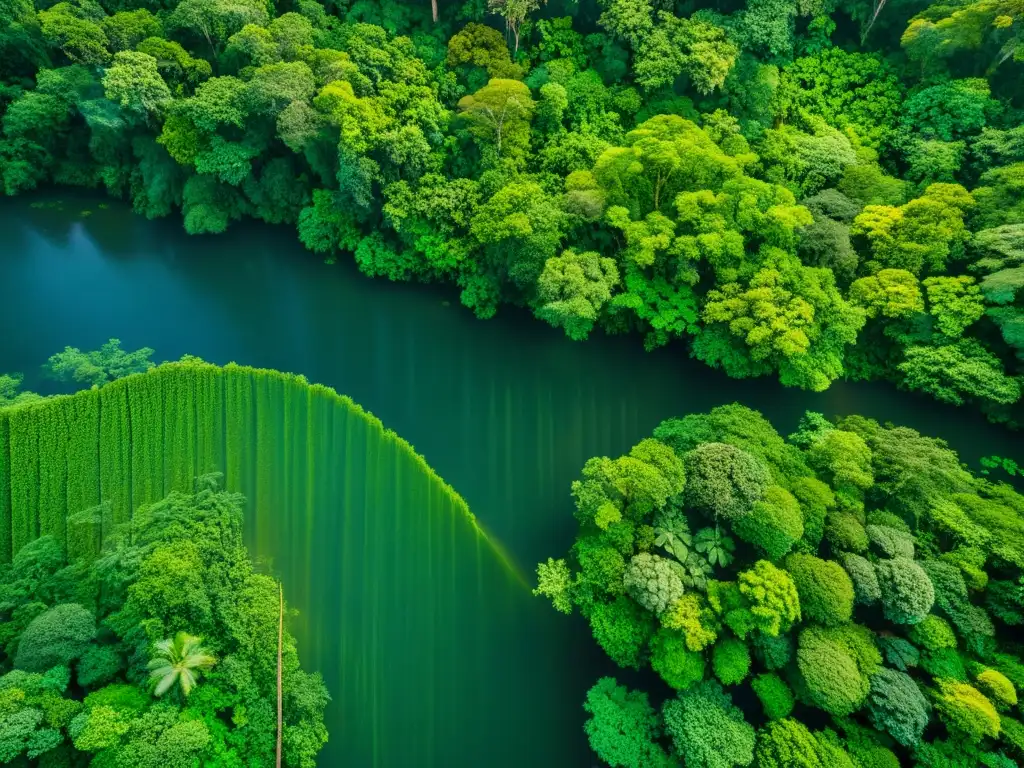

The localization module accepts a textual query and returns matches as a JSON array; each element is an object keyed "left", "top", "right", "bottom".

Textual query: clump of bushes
[
  {"left": 0, "top": 476, "right": 329, "bottom": 766},
  {"left": 537, "top": 405, "right": 1024, "bottom": 766}
]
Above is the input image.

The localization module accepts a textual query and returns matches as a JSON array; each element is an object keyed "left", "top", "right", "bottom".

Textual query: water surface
[{"left": 1, "top": 197, "right": 1019, "bottom": 766}]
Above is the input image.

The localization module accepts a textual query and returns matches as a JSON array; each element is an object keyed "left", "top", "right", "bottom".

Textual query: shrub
[
  {"left": 684, "top": 443, "right": 771, "bottom": 521},
  {"left": 574, "top": 536, "right": 627, "bottom": 598},
  {"left": 838, "top": 722, "right": 901, "bottom": 768},
  {"left": 713, "top": 638, "right": 751, "bottom": 686},
  {"left": 1002, "top": 717, "right": 1024, "bottom": 760},
  {"left": 825, "top": 512, "right": 870, "bottom": 553},
  {"left": 734, "top": 486, "right": 804, "bottom": 560},
  {"left": 752, "top": 633, "right": 793, "bottom": 671},
  {"left": 707, "top": 580, "right": 754, "bottom": 637},
  {"left": 583, "top": 677, "right": 672, "bottom": 768},
  {"left": 15, "top": 605, "right": 96, "bottom": 673},
  {"left": 662, "top": 680, "right": 756, "bottom": 768},
  {"left": 910, "top": 615, "right": 957, "bottom": 651},
  {"left": 847, "top": 742, "right": 899, "bottom": 768},
  {"left": 661, "top": 594, "right": 718, "bottom": 651},
  {"left": 736, "top": 561, "right": 801, "bottom": 636},
  {"left": 624, "top": 553, "right": 684, "bottom": 615},
  {"left": 589, "top": 597, "right": 654, "bottom": 669},
  {"left": 920, "top": 559, "right": 995, "bottom": 654},
  {"left": 866, "top": 668, "right": 931, "bottom": 747},
  {"left": 911, "top": 736, "right": 1001, "bottom": 768},
  {"left": 622, "top": 439, "right": 688, "bottom": 517},
  {"left": 815, "top": 730, "right": 861, "bottom": 768},
  {"left": 842, "top": 553, "right": 881, "bottom": 605},
  {"left": 751, "top": 673, "right": 794, "bottom": 720},
  {"left": 933, "top": 679, "right": 1000, "bottom": 742},
  {"left": 756, "top": 720, "right": 863, "bottom": 768},
  {"left": 867, "top": 525, "right": 915, "bottom": 559},
  {"left": 941, "top": 546, "right": 988, "bottom": 591},
  {"left": 875, "top": 558, "right": 935, "bottom": 625},
  {"left": 790, "top": 477, "right": 833, "bottom": 553},
  {"left": 533, "top": 558, "right": 573, "bottom": 614},
  {"left": 83, "top": 684, "right": 149, "bottom": 714},
  {"left": 922, "top": 648, "right": 968, "bottom": 680},
  {"left": 76, "top": 646, "right": 122, "bottom": 688},
  {"left": 69, "top": 705, "right": 130, "bottom": 751},
  {"left": 974, "top": 668, "right": 1016, "bottom": 710},
  {"left": 797, "top": 627, "right": 870, "bottom": 716},
  {"left": 573, "top": 439, "right": 686, "bottom": 524},
  {"left": 785, "top": 553, "right": 855, "bottom": 626},
  {"left": 827, "top": 623, "right": 883, "bottom": 675},
  {"left": 806, "top": 429, "right": 874, "bottom": 496},
  {"left": 651, "top": 628, "right": 706, "bottom": 690},
  {"left": 988, "top": 652, "right": 1024, "bottom": 690},
  {"left": 878, "top": 636, "right": 920, "bottom": 671},
  {"left": 867, "top": 511, "right": 911, "bottom": 533},
  {"left": 754, "top": 719, "right": 822, "bottom": 768},
  {"left": 654, "top": 406, "right": 801, "bottom": 479}
]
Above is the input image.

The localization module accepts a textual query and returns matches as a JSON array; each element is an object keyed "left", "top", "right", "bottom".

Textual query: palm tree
[{"left": 148, "top": 632, "right": 216, "bottom": 698}]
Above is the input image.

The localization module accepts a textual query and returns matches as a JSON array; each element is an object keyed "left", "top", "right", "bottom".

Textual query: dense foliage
[
  {"left": 42, "top": 338, "right": 154, "bottom": 387},
  {"left": 536, "top": 404, "right": 1024, "bottom": 766},
  {"left": 1, "top": 357, "right": 495, "bottom": 766},
  {"left": 0, "top": 475, "right": 329, "bottom": 766},
  {"left": 2, "top": 338, "right": 155, "bottom": 406},
  {"left": 1, "top": 0, "right": 1022, "bottom": 423}
]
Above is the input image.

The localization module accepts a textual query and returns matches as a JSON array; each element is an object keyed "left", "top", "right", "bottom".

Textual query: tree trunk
[
  {"left": 431, "top": 0, "right": 438, "bottom": 22},
  {"left": 276, "top": 583, "right": 283, "bottom": 768},
  {"left": 861, "top": 0, "right": 886, "bottom": 45}
]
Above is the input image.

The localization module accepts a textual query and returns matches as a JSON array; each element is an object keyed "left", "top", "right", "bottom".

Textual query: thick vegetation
[
  {"left": 534, "top": 404, "right": 1024, "bottom": 767},
  {"left": 1, "top": 355, "right": 509, "bottom": 765},
  {"left": 1, "top": 0, "right": 1022, "bottom": 423},
  {"left": 0, "top": 475, "right": 329, "bottom": 766},
  {"left": 2, "top": 338, "right": 155, "bottom": 408},
  {"left": 0, "top": 357, "right": 484, "bottom": 561}
]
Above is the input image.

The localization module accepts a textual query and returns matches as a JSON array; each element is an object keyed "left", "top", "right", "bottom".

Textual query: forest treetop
[
  {"left": 535, "top": 403, "right": 1024, "bottom": 768},
  {"left": 0, "top": 0, "right": 1022, "bottom": 424}
]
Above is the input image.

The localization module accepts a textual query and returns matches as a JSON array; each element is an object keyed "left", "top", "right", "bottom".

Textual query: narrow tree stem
[
  {"left": 861, "top": 0, "right": 886, "bottom": 45},
  {"left": 276, "top": 583, "right": 283, "bottom": 768}
]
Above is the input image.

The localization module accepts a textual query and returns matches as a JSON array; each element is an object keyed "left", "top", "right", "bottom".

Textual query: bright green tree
[
  {"left": 784, "top": 553, "right": 854, "bottom": 626},
  {"left": 684, "top": 442, "right": 771, "bottom": 521},
  {"left": 923, "top": 276, "right": 986, "bottom": 338},
  {"left": 534, "top": 249, "right": 619, "bottom": 341},
  {"left": 102, "top": 51, "right": 171, "bottom": 124},
  {"left": 147, "top": 632, "right": 216, "bottom": 698},
  {"left": 662, "top": 680, "right": 755, "bottom": 768},
  {"left": 457, "top": 78, "right": 535, "bottom": 161},
  {"left": 582, "top": 677, "right": 672, "bottom": 768}
]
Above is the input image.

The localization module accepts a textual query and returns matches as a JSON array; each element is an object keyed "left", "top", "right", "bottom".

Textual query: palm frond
[
  {"left": 154, "top": 671, "right": 178, "bottom": 697},
  {"left": 148, "top": 632, "right": 217, "bottom": 697}
]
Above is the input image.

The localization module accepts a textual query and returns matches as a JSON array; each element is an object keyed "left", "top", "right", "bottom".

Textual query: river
[{"left": 1, "top": 196, "right": 1019, "bottom": 766}]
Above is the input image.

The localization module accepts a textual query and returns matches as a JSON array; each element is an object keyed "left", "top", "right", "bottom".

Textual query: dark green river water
[{"left": 1, "top": 197, "right": 1020, "bottom": 767}]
